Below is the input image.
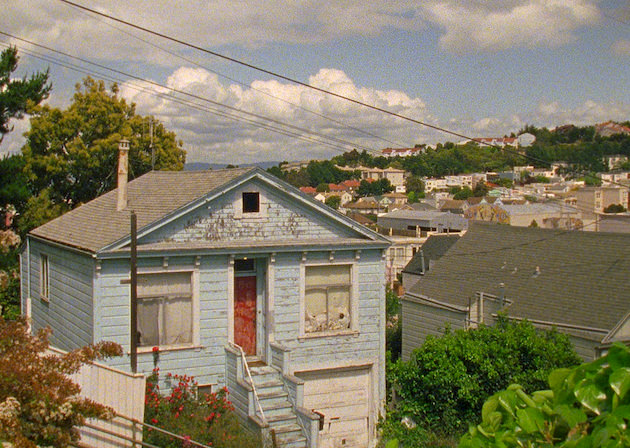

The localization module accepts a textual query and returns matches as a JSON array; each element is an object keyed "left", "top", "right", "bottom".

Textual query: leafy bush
[
  {"left": 0, "top": 318, "right": 123, "bottom": 448},
  {"left": 144, "top": 368, "right": 259, "bottom": 448},
  {"left": 386, "top": 319, "right": 582, "bottom": 438},
  {"left": 460, "top": 342, "right": 630, "bottom": 447}
]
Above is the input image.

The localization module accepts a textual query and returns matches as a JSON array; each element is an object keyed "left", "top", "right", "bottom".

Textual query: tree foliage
[
  {"left": 22, "top": 77, "right": 185, "bottom": 207},
  {"left": 460, "top": 343, "right": 630, "bottom": 447},
  {"left": 0, "top": 318, "right": 123, "bottom": 448},
  {"left": 357, "top": 178, "right": 394, "bottom": 196},
  {"left": 0, "top": 47, "right": 51, "bottom": 144},
  {"left": 387, "top": 319, "right": 582, "bottom": 437},
  {"left": 325, "top": 195, "right": 341, "bottom": 209}
]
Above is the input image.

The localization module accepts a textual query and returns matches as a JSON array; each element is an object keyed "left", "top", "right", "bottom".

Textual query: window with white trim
[
  {"left": 137, "top": 272, "right": 193, "bottom": 347},
  {"left": 304, "top": 264, "right": 352, "bottom": 334},
  {"left": 40, "top": 254, "right": 49, "bottom": 300}
]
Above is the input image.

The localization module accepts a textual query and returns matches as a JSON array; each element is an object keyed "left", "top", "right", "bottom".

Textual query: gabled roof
[
  {"left": 402, "top": 234, "right": 460, "bottom": 274},
  {"left": 406, "top": 222, "right": 630, "bottom": 332},
  {"left": 30, "top": 167, "right": 389, "bottom": 254}
]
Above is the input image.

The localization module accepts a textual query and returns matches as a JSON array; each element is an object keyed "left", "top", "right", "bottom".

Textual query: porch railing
[{"left": 229, "top": 342, "right": 267, "bottom": 425}]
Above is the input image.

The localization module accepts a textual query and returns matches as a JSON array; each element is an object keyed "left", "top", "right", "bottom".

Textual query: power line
[
  {"left": 54, "top": 0, "right": 627, "bottom": 190},
  {"left": 0, "top": 33, "right": 383, "bottom": 155},
  {"left": 62, "top": 2, "right": 411, "bottom": 150},
  {"left": 56, "top": 0, "right": 475, "bottom": 143}
]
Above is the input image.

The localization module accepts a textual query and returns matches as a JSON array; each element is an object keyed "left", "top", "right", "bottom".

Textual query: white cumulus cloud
[
  {"left": 120, "top": 67, "right": 435, "bottom": 163},
  {"left": 422, "top": 0, "right": 601, "bottom": 52}
]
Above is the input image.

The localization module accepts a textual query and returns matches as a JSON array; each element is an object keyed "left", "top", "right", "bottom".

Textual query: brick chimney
[{"left": 117, "top": 140, "right": 130, "bottom": 211}]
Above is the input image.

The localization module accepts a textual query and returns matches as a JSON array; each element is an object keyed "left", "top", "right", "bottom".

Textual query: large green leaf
[
  {"left": 609, "top": 367, "right": 630, "bottom": 400},
  {"left": 575, "top": 382, "right": 606, "bottom": 415},
  {"left": 555, "top": 404, "right": 587, "bottom": 427},
  {"left": 516, "top": 407, "right": 545, "bottom": 434}
]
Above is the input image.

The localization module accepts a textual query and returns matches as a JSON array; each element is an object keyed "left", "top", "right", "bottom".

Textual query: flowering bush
[
  {"left": 144, "top": 369, "right": 259, "bottom": 448},
  {"left": 0, "top": 317, "right": 123, "bottom": 448}
]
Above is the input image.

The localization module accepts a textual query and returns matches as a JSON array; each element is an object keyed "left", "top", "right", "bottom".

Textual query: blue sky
[{"left": 1, "top": 0, "right": 629, "bottom": 163}]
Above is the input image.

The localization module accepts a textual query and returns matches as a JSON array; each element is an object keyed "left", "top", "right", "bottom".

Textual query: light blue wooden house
[{"left": 21, "top": 160, "right": 390, "bottom": 448}]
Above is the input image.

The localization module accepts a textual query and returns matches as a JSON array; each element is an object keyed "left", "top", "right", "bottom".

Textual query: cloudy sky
[{"left": 1, "top": 0, "right": 629, "bottom": 163}]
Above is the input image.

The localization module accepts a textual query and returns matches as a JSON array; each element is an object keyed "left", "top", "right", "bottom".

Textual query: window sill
[
  {"left": 135, "top": 344, "right": 203, "bottom": 354},
  {"left": 298, "top": 330, "right": 359, "bottom": 341}
]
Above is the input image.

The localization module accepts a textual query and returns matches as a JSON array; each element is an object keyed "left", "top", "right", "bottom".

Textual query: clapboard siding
[
  {"left": 27, "top": 239, "right": 94, "bottom": 351},
  {"left": 96, "top": 255, "right": 231, "bottom": 388},
  {"left": 401, "top": 298, "right": 466, "bottom": 361},
  {"left": 142, "top": 179, "right": 356, "bottom": 245}
]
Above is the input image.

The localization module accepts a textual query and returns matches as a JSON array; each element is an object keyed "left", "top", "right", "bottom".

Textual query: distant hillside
[{"left": 185, "top": 161, "right": 282, "bottom": 171}]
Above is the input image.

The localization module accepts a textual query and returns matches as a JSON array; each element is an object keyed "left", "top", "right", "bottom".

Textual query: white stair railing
[{"left": 229, "top": 342, "right": 267, "bottom": 425}]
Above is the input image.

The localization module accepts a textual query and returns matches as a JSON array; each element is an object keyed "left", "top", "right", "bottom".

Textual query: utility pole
[
  {"left": 150, "top": 118, "right": 155, "bottom": 171},
  {"left": 130, "top": 211, "right": 138, "bottom": 373}
]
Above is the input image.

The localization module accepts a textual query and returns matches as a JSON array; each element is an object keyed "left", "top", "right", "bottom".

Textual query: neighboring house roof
[
  {"left": 300, "top": 186, "right": 317, "bottom": 194},
  {"left": 402, "top": 234, "right": 460, "bottom": 274},
  {"left": 407, "top": 222, "right": 630, "bottom": 333},
  {"left": 30, "top": 167, "right": 389, "bottom": 253},
  {"left": 409, "top": 202, "right": 438, "bottom": 212}
]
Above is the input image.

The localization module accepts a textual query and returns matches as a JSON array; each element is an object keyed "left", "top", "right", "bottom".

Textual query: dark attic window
[{"left": 242, "top": 192, "right": 260, "bottom": 213}]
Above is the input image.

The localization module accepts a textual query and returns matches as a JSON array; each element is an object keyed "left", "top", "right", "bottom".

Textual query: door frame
[{"left": 228, "top": 255, "right": 268, "bottom": 362}]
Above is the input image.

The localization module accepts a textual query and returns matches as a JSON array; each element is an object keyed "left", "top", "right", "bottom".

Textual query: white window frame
[
  {"left": 234, "top": 189, "right": 267, "bottom": 219},
  {"left": 40, "top": 254, "right": 49, "bottom": 302},
  {"left": 299, "top": 260, "right": 359, "bottom": 338},
  {"left": 136, "top": 269, "right": 200, "bottom": 352}
]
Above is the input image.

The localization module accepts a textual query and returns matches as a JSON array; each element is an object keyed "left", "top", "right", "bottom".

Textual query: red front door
[{"left": 234, "top": 276, "right": 257, "bottom": 355}]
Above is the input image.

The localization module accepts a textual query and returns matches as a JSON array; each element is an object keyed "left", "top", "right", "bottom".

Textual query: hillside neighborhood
[{"left": 1, "top": 7, "right": 629, "bottom": 447}]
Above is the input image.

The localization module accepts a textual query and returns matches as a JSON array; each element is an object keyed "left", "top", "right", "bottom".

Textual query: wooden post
[{"left": 130, "top": 211, "right": 138, "bottom": 373}]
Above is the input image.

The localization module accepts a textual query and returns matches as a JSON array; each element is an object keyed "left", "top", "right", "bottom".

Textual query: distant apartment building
[
  {"left": 575, "top": 187, "right": 629, "bottom": 229},
  {"left": 445, "top": 174, "right": 473, "bottom": 189},
  {"left": 339, "top": 166, "right": 407, "bottom": 189},
  {"left": 600, "top": 172, "right": 630, "bottom": 186}
]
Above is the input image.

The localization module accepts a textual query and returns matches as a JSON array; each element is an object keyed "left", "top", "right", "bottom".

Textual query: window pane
[
  {"left": 138, "top": 299, "right": 160, "bottom": 346},
  {"left": 137, "top": 272, "right": 192, "bottom": 347},
  {"left": 305, "top": 288, "right": 327, "bottom": 333},
  {"left": 306, "top": 265, "right": 351, "bottom": 286},
  {"left": 163, "top": 296, "right": 192, "bottom": 345},
  {"left": 304, "top": 265, "right": 352, "bottom": 333},
  {"left": 328, "top": 286, "right": 350, "bottom": 330}
]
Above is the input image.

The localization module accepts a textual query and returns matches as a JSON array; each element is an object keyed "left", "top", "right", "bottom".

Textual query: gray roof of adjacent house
[
  {"left": 407, "top": 222, "right": 630, "bottom": 332},
  {"left": 402, "top": 234, "right": 461, "bottom": 274},
  {"left": 377, "top": 209, "right": 468, "bottom": 231},
  {"left": 31, "top": 168, "right": 255, "bottom": 252}
]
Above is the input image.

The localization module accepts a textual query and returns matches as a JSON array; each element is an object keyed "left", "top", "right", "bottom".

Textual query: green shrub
[
  {"left": 459, "top": 342, "right": 630, "bottom": 447},
  {"left": 144, "top": 368, "right": 259, "bottom": 448},
  {"left": 386, "top": 319, "right": 582, "bottom": 439}
]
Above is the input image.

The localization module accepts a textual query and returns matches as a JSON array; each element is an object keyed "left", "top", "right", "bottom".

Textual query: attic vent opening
[{"left": 242, "top": 192, "right": 260, "bottom": 213}]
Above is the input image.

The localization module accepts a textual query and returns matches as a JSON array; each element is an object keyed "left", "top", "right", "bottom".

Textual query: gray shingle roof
[
  {"left": 30, "top": 168, "right": 254, "bottom": 252},
  {"left": 402, "top": 234, "right": 461, "bottom": 274},
  {"left": 407, "top": 222, "right": 630, "bottom": 331}
]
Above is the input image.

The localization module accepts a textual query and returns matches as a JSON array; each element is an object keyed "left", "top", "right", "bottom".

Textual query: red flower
[
  {"left": 151, "top": 418, "right": 158, "bottom": 424},
  {"left": 152, "top": 346, "right": 159, "bottom": 352}
]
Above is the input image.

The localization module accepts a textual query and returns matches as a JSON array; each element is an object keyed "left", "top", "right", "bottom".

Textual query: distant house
[
  {"left": 604, "top": 155, "right": 629, "bottom": 170},
  {"left": 22, "top": 149, "right": 390, "bottom": 448},
  {"left": 377, "top": 209, "right": 468, "bottom": 237},
  {"left": 401, "top": 223, "right": 630, "bottom": 361},
  {"left": 381, "top": 147, "right": 425, "bottom": 158},
  {"left": 439, "top": 199, "right": 468, "bottom": 215},
  {"left": 465, "top": 200, "right": 582, "bottom": 229},
  {"left": 401, "top": 234, "right": 460, "bottom": 292},
  {"left": 596, "top": 122, "right": 630, "bottom": 138}
]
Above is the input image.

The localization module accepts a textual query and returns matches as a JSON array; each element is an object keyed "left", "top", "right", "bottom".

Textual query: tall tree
[
  {"left": 0, "top": 47, "right": 50, "bottom": 144},
  {"left": 22, "top": 77, "right": 185, "bottom": 207}
]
